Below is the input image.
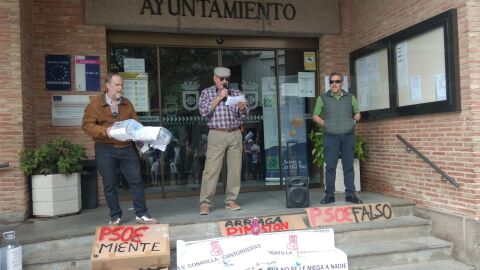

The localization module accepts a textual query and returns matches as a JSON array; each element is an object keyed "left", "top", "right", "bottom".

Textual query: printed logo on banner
[
  {"left": 209, "top": 240, "right": 223, "bottom": 256},
  {"left": 46, "top": 55, "right": 71, "bottom": 91}
]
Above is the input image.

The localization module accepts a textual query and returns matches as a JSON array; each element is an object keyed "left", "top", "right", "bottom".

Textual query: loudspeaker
[{"left": 286, "top": 176, "right": 309, "bottom": 208}]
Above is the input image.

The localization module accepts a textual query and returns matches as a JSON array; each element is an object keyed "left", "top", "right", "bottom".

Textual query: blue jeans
[
  {"left": 324, "top": 133, "right": 356, "bottom": 196},
  {"left": 95, "top": 143, "right": 148, "bottom": 219}
]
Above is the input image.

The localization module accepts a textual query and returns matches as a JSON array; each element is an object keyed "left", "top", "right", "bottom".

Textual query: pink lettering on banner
[
  {"left": 75, "top": 59, "right": 101, "bottom": 64},
  {"left": 307, "top": 203, "right": 395, "bottom": 227}
]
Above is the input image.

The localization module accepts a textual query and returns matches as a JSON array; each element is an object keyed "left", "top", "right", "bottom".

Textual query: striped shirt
[{"left": 199, "top": 85, "right": 249, "bottom": 129}]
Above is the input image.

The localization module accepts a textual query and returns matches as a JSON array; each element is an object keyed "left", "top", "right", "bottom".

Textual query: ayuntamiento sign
[{"left": 85, "top": 0, "right": 340, "bottom": 36}]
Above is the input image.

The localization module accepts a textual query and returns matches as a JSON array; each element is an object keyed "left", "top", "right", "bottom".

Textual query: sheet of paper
[{"left": 225, "top": 95, "right": 245, "bottom": 106}]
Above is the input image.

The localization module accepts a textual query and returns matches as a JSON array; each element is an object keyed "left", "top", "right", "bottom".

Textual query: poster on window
[
  {"left": 45, "top": 55, "right": 71, "bottom": 91},
  {"left": 120, "top": 72, "right": 149, "bottom": 112}
]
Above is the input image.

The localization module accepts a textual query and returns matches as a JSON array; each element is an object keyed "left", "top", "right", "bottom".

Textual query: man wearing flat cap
[{"left": 198, "top": 67, "right": 249, "bottom": 215}]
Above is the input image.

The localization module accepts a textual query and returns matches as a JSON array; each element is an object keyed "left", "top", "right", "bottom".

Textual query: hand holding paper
[{"left": 225, "top": 95, "right": 246, "bottom": 106}]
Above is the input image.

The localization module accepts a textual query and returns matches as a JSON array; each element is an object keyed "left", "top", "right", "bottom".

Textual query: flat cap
[{"left": 214, "top": 67, "right": 230, "bottom": 77}]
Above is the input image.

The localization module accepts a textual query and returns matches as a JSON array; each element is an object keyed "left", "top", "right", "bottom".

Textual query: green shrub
[
  {"left": 19, "top": 137, "right": 87, "bottom": 176},
  {"left": 308, "top": 130, "right": 365, "bottom": 168}
]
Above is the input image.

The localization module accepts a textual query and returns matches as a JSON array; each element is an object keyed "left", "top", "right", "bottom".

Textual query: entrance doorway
[{"left": 108, "top": 32, "right": 319, "bottom": 199}]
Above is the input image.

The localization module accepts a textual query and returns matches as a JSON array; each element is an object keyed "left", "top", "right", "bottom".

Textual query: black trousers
[{"left": 95, "top": 143, "right": 148, "bottom": 219}]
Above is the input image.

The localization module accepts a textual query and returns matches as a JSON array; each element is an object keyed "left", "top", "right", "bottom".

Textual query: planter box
[
  {"left": 32, "top": 173, "right": 81, "bottom": 216},
  {"left": 324, "top": 159, "right": 361, "bottom": 193}
]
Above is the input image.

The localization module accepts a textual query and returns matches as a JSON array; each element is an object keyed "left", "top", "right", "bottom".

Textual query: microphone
[{"left": 222, "top": 83, "right": 229, "bottom": 101}]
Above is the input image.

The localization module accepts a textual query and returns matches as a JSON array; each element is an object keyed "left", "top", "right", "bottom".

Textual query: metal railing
[
  {"left": 396, "top": 135, "right": 459, "bottom": 188},
  {"left": 0, "top": 163, "right": 9, "bottom": 169}
]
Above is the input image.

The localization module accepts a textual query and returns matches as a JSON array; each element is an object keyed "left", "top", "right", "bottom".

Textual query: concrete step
[
  {"left": 343, "top": 236, "right": 453, "bottom": 270},
  {"left": 18, "top": 193, "right": 462, "bottom": 270},
  {"left": 369, "top": 259, "right": 475, "bottom": 270},
  {"left": 22, "top": 215, "right": 434, "bottom": 268}
]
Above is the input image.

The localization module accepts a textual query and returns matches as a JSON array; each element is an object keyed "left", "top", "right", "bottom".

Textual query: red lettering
[
  {"left": 272, "top": 222, "right": 289, "bottom": 231},
  {"left": 226, "top": 227, "right": 238, "bottom": 235},
  {"left": 97, "top": 226, "right": 148, "bottom": 242},
  {"left": 308, "top": 208, "right": 322, "bottom": 227},
  {"left": 343, "top": 206, "right": 353, "bottom": 222},
  {"left": 324, "top": 208, "right": 334, "bottom": 223},
  {"left": 261, "top": 224, "right": 272, "bottom": 232},
  {"left": 98, "top": 227, "right": 113, "bottom": 241}
]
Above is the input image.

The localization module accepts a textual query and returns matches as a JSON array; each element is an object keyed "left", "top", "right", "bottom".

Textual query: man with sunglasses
[
  {"left": 313, "top": 72, "right": 362, "bottom": 205},
  {"left": 198, "top": 67, "right": 249, "bottom": 215}
]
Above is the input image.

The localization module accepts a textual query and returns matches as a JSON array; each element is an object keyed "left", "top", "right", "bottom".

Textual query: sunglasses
[
  {"left": 219, "top": 77, "right": 230, "bottom": 81},
  {"left": 330, "top": 80, "right": 342, "bottom": 84}
]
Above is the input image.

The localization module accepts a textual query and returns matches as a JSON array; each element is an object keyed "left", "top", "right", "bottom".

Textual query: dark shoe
[
  {"left": 199, "top": 204, "right": 210, "bottom": 215},
  {"left": 345, "top": 195, "right": 363, "bottom": 204},
  {"left": 108, "top": 217, "right": 121, "bottom": 226},
  {"left": 136, "top": 214, "right": 158, "bottom": 224},
  {"left": 320, "top": 195, "right": 335, "bottom": 205}
]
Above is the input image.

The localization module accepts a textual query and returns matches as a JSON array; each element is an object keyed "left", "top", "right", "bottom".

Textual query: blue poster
[
  {"left": 46, "top": 55, "right": 71, "bottom": 91},
  {"left": 75, "top": 55, "right": 100, "bottom": 91}
]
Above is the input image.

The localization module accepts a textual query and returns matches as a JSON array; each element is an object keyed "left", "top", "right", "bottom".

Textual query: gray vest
[{"left": 321, "top": 90, "right": 356, "bottom": 135}]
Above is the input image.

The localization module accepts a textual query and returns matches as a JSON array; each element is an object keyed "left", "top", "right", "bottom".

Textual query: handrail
[
  {"left": 396, "top": 135, "right": 459, "bottom": 188},
  {"left": 0, "top": 163, "right": 9, "bottom": 169}
]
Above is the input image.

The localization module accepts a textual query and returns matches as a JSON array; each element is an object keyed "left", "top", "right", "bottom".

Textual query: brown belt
[{"left": 211, "top": 127, "right": 239, "bottom": 132}]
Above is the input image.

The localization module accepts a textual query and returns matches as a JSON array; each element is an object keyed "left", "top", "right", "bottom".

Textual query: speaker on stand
[{"left": 286, "top": 176, "right": 309, "bottom": 208}]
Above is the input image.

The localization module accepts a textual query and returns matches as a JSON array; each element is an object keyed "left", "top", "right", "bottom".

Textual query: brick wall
[
  {"left": 0, "top": 0, "right": 108, "bottom": 222},
  {"left": 0, "top": 0, "right": 27, "bottom": 223},
  {"left": 332, "top": 0, "right": 480, "bottom": 218},
  {"left": 32, "top": 0, "right": 107, "bottom": 206}
]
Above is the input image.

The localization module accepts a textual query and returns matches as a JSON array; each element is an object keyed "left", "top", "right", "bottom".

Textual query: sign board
[
  {"left": 91, "top": 224, "right": 170, "bottom": 270},
  {"left": 45, "top": 55, "right": 71, "bottom": 91},
  {"left": 218, "top": 214, "right": 306, "bottom": 236},
  {"left": 52, "top": 95, "right": 90, "bottom": 126},
  {"left": 75, "top": 55, "right": 100, "bottom": 91},
  {"left": 119, "top": 72, "right": 149, "bottom": 112},
  {"left": 177, "top": 229, "right": 348, "bottom": 270},
  {"left": 306, "top": 203, "right": 395, "bottom": 227}
]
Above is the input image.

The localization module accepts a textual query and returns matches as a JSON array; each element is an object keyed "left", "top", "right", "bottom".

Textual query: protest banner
[
  {"left": 306, "top": 202, "right": 395, "bottom": 227},
  {"left": 218, "top": 214, "right": 307, "bottom": 236},
  {"left": 91, "top": 224, "right": 170, "bottom": 270}
]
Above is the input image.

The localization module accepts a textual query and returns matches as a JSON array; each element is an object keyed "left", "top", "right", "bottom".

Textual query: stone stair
[{"left": 21, "top": 199, "right": 474, "bottom": 270}]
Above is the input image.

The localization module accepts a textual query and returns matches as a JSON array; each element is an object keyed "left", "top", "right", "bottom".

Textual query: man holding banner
[{"left": 82, "top": 72, "right": 158, "bottom": 225}]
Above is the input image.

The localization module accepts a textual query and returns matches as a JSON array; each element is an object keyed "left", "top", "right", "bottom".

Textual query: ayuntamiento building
[{"left": 0, "top": 0, "right": 479, "bottom": 267}]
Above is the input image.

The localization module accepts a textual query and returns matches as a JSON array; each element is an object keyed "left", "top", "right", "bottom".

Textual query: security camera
[{"left": 216, "top": 37, "right": 224, "bottom": 45}]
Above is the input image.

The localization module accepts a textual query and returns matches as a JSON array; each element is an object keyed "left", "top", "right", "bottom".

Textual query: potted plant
[
  {"left": 308, "top": 130, "right": 365, "bottom": 192},
  {"left": 19, "top": 137, "right": 87, "bottom": 216}
]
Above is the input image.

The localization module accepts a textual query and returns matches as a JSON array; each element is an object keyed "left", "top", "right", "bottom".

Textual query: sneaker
[
  {"left": 109, "top": 217, "right": 121, "bottom": 225},
  {"left": 225, "top": 201, "right": 242, "bottom": 211},
  {"left": 136, "top": 214, "right": 158, "bottom": 224},
  {"left": 320, "top": 195, "right": 335, "bottom": 205},
  {"left": 345, "top": 195, "right": 363, "bottom": 204},
  {"left": 199, "top": 204, "right": 210, "bottom": 215}
]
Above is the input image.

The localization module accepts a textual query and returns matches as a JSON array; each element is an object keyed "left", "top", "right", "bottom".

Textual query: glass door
[
  {"left": 159, "top": 48, "right": 218, "bottom": 195},
  {"left": 108, "top": 35, "right": 318, "bottom": 199},
  {"left": 221, "top": 49, "right": 278, "bottom": 190},
  {"left": 277, "top": 50, "right": 315, "bottom": 183}
]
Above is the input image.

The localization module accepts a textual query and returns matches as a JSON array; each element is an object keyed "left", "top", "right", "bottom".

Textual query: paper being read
[{"left": 225, "top": 95, "right": 246, "bottom": 106}]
